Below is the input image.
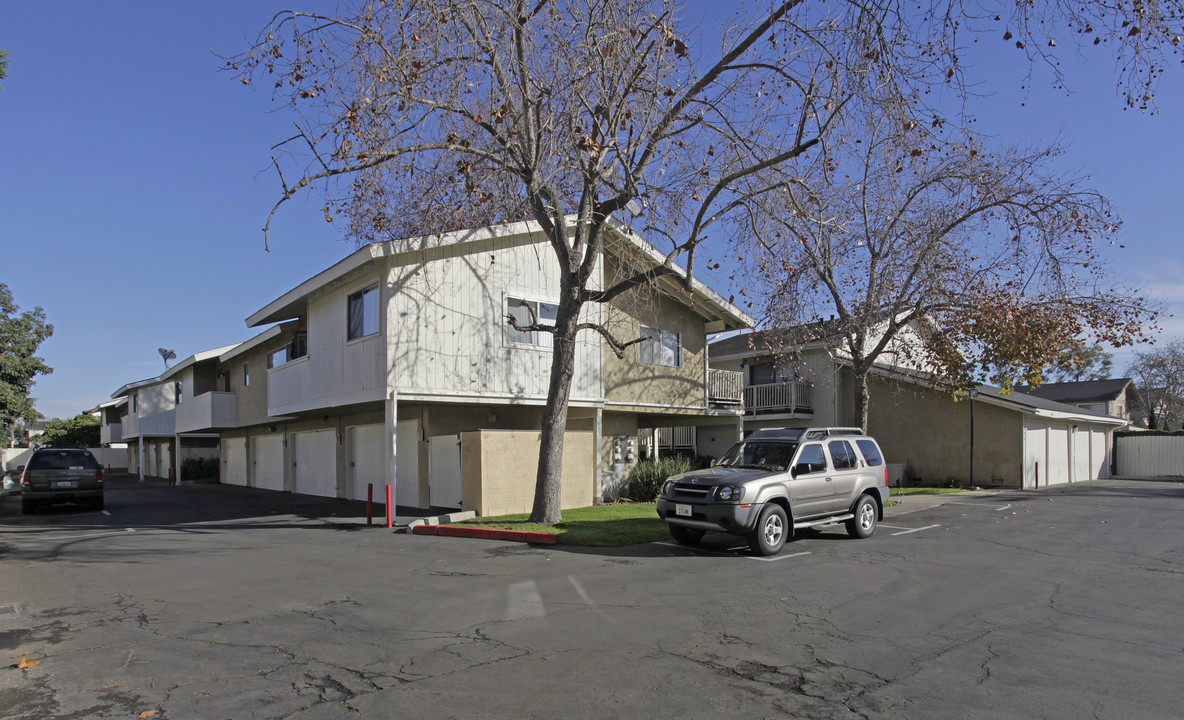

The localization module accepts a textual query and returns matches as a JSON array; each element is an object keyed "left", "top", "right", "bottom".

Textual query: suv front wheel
[{"left": 748, "top": 504, "right": 788, "bottom": 556}]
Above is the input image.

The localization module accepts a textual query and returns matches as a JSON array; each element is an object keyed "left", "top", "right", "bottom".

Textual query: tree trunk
[
  {"left": 853, "top": 367, "right": 871, "bottom": 432},
  {"left": 528, "top": 292, "right": 582, "bottom": 524}
]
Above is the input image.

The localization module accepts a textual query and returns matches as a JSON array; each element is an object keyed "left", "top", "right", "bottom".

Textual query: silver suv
[{"left": 655, "top": 427, "right": 889, "bottom": 555}]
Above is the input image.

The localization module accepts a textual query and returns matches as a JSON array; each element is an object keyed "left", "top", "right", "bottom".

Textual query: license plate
[
  {"left": 675, "top": 504, "right": 692, "bottom": 517},
  {"left": 54, "top": 480, "right": 77, "bottom": 489}
]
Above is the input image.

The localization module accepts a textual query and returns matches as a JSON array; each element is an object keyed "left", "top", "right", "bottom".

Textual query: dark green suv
[{"left": 20, "top": 448, "right": 105, "bottom": 514}]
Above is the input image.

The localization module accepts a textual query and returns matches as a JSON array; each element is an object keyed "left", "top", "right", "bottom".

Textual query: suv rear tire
[
  {"left": 846, "top": 494, "right": 877, "bottom": 539},
  {"left": 748, "top": 504, "right": 788, "bottom": 556}
]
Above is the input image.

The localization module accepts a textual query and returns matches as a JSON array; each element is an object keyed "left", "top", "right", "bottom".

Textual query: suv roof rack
[
  {"left": 744, "top": 427, "right": 865, "bottom": 441},
  {"left": 800, "top": 427, "right": 865, "bottom": 440}
]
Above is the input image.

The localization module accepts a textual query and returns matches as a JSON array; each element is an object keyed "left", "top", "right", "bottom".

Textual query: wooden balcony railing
[{"left": 744, "top": 380, "right": 812, "bottom": 414}]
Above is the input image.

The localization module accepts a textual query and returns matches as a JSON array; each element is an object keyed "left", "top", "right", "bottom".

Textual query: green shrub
[
  {"left": 181, "top": 457, "right": 220, "bottom": 482},
  {"left": 626, "top": 456, "right": 694, "bottom": 502}
]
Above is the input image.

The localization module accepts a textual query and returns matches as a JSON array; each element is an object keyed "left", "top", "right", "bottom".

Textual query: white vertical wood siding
[
  {"left": 268, "top": 279, "right": 386, "bottom": 416},
  {"left": 135, "top": 384, "right": 176, "bottom": 436},
  {"left": 1116, "top": 434, "right": 1184, "bottom": 477},
  {"left": 387, "top": 238, "right": 603, "bottom": 400}
]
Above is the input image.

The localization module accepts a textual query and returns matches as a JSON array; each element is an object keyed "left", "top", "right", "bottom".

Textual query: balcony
[
  {"left": 175, "top": 391, "right": 238, "bottom": 433},
  {"left": 100, "top": 422, "right": 123, "bottom": 445},
  {"left": 708, "top": 369, "right": 743, "bottom": 406},
  {"left": 744, "top": 380, "right": 812, "bottom": 415}
]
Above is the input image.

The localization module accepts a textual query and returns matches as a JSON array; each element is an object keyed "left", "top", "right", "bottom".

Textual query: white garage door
[
  {"left": 1091, "top": 428, "right": 1109, "bottom": 480},
  {"left": 222, "top": 438, "right": 248, "bottom": 487},
  {"left": 252, "top": 435, "right": 285, "bottom": 492},
  {"left": 348, "top": 424, "right": 386, "bottom": 502},
  {"left": 1023, "top": 422, "right": 1047, "bottom": 490},
  {"left": 292, "top": 429, "right": 337, "bottom": 498},
  {"left": 1072, "top": 426, "right": 1092, "bottom": 483},
  {"left": 429, "top": 434, "right": 463, "bottom": 509},
  {"left": 1046, "top": 424, "right": 1070, "bottom": 486},
  {"left": 348, "top": 421, "right": 423, "bottom": 506}
]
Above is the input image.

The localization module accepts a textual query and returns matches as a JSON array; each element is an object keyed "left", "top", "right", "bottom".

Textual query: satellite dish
[{"left": 158, "top": 348, "right": 177, "bottom": 369}]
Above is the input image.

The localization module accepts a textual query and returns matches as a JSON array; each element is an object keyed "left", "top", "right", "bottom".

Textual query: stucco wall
[
  {"left": 603, "top": 288, "right": 708, "bottom": 410},
  {"left": 461, "top": 430, "right": 594, "bottom": 516},
  {"left": 866, "top": 375, "right": 1023, "bottom": 487},
  {"left": 221, "top": 343, "right": 274, "bottom": 430}
]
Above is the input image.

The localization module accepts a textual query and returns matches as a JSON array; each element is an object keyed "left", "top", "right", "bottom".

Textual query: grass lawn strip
[{"left": 446, "top": 503, "right": 669, "bottom": 547}]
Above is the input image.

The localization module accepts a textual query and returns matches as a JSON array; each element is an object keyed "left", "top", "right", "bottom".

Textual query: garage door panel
[
  {"left": 349, "top": 424, "right": 385, "bottom": 502},
  {"left": 253, "top": 435, "right": 285, "bottom": 492},
  {"left": 293, "top": 430, "right": 337, "bottom": 498},
  {"left": 223, "top": 439, "right": 248, "bottom": 487},
  {"left": 1047, "top": 424, "right": 1070, "bottom": 486}
]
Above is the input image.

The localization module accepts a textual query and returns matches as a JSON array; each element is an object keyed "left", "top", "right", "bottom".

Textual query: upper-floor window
[
  {"left": 639, "top": 326, "right": 682, "bottom": 367},
  {"left": 749, "top": 361, "right": 791, "bottom": 386},
  {"left": 269, "top": 332, "right": 309, "bottom": 369},
  {"left": 175, "top": 381, "right": 184, "bottom": 405},
  {"left": 348, "top": 285, "right": 380, "bottom": 340},
  {"left": 130, "top": 393, "right": 137, "bottom": 414},
  {"left": 506, "top": 296, "right": 558, "bottom": 347}
]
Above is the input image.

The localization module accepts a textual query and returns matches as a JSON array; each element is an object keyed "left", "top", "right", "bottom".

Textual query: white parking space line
[
  {"left": 889, "top": 524, "right": 941, "bottom": 536},
  {"left": 4, "top": 528, "right": 136, "bottom": 543},
  {"left": 748, "top": 551, "right": 812, "bottom": 563},
  {"left": 945, "top": 501, "right": 1013, "bottom": 511}
]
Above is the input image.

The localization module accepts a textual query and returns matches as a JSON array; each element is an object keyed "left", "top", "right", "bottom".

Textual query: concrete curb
[
  {"left": 412, "top": 524, "right": 559, "bottom": 544},
  {"left": 406, "top": 511, "right": 476, "bottom": 528}
]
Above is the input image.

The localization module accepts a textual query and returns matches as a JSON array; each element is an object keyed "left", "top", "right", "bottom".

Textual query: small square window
[
  {"left": 639, "top": 326, "right": 681, "bottom": 367},
  {"left": 243, "top": 363, "right": 250, "bottom": 387},
  {"left": 506, "top": 296, "right": 558, "bottom": 347}
]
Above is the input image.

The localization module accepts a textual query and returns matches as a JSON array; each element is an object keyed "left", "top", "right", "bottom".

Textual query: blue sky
[{"left": 2, "top": 2, "right": 1182, "bottom": 420}]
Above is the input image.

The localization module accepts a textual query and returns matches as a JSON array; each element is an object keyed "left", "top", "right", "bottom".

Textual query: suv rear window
[
  {"left": 855, "top": 440, "right": 884, "bottom": 466},
  {"left": 29, "top": 450, "right": 99, "bottom": 470}
]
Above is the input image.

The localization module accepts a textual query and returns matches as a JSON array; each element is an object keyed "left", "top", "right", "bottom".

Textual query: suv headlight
[
  {"left": 717, "top": 485, "right": 740, "bottom": 501},
  {"left": 662, "top": 480, "right": 676, "bottom": 497}
]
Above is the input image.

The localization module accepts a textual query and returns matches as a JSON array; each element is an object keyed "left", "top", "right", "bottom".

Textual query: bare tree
[
  {"left": 1127, "top": 341, "right": 1184, "bottom": 429},
  {"left": 227, "top": 0, "right": 1183, "bottom": 520},
  {"left": 747, "top": 109, "right": 1157, "bottom": 429}
]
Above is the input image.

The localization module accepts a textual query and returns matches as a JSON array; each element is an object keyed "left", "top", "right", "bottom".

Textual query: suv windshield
[{"left": 716, "top": 441, "right": 797, "bottom": 471}]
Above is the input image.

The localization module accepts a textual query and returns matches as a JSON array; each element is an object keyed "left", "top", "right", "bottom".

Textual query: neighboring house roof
[
  {"left": 709, "top": 321, "right": 843, "bottom": 360},
  {"left": 245, "top": 217, "right": 754, "bottom": 331},
  {"left": 1011, "top": 378, "right": 1133, "bottom": 405},
  {"left": 974, "top": 385, "right": 1125, "bottom": 425}
]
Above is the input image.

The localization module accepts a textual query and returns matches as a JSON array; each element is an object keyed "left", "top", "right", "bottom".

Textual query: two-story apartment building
[{"left": 104, "top": 219, "right": 752, "bottom": 515}]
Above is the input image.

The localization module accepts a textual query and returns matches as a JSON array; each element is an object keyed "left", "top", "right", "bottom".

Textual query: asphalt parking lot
[{"left": 3, "top": 475, "right": 1183, "bottom": 719}]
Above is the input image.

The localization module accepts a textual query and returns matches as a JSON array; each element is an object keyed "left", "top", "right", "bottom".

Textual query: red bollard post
[
  {"left": 386, "top": 484, "right": 393, "bottom": 528},
  {"left": 367, "top": 483, "right": 373, "bottom": 526}
]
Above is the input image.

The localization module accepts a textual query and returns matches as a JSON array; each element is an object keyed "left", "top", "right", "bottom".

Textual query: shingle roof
[
  {"left": 709, "top": 319, "right": 848, "bottom": 358},
  {"left": 1011, "top": 378, "right": 1133, "bottom": 404}
]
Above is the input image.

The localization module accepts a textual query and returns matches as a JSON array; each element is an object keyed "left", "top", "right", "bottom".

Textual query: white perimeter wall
[{"left": 1116, "top": 435, "right": 1184, "bottom": 477}]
